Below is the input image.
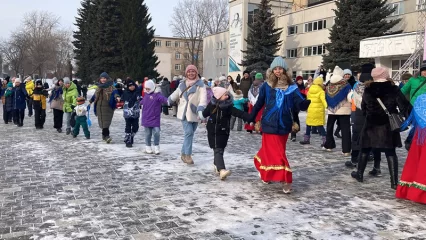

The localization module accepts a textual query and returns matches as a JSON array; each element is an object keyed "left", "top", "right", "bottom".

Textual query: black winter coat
[
  {"left": 360, "top": 81, "right": 411, "bottom": 149},
  {"left": 121, "top": 88, "right": 141, "bottom": 108},
  {"left": 351, "top": 108, "right": 364, "bottom": 151},
  {"left": 203, "top": 97, "right": 250, "bottom": 149}
]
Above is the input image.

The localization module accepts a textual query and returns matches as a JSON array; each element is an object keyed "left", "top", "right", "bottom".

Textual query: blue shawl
[
  {"left": 264, "top": 84, "right": 300, "bottom": 128},
  {"left": 401, "top": 94, "right": 426, "bottom": 145}
]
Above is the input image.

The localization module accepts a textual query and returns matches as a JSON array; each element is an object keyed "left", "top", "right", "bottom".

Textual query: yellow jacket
[
  {"left": 25, "top": 80, "right": 35, "bottom": 97},
  {"left": 306, "top": 78, "right": 327, "bottom": 126},
  {"left": 32, "top": 92, "right": 47, "bottom": 110}
]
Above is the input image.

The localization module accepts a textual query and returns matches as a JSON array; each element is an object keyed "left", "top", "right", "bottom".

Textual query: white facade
[
  {"left": 203, "top": 31, "right": 229, "bottom": 79},
  {"left": 155, "top": 52, "right": 172, "bottom": 79}
]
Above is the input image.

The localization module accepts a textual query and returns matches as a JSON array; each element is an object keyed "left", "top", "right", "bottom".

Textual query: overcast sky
[{"left": 0, "top": 0, "right": 176, "bottom": 39}]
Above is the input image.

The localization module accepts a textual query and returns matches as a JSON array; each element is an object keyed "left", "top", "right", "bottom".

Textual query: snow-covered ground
[{"left": 0, "top": 103, "right": 425, "bottom": 240}]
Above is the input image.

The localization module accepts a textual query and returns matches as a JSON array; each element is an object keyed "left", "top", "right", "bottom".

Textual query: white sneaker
[
  {"left": 154, "top": 145, "right": 160, "bottom": 155},
  {"left": 145, "top": 146, "right": 153, "bottom": 154},
  {"left": 219, "top": 169, "right": 231, "bottom": 180}
]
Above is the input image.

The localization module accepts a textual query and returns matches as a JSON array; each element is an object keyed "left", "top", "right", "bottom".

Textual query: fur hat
[
  {"left": 144, "top": 80, "right": 156, "bottom": 93},
  {"left": 330, "top": 66, "right": 344, "bottom": 84},
  {"left": 371, "top": 67, "right": 390, "bottom": 81},
  {"left": 343, "top": 69, "right": 352, "bottom": 76},
  {"left": 100, "top": 72, "right": 109, "bottom": 79},
  {"left": 185, "top": 65, "right": 198, "bottom": 75},
  {"left": 270, "top": 56, "right": 288, "bottom": 71},
  {"left": 213, "top": 87, "right": 227, "bottom": 99},
  {"left": 255, "top": 73, "right": 264, "bottom": 80}
]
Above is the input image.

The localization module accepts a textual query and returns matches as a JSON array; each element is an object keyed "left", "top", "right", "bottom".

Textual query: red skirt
[
  {"left": 396, "top": 131, "right": 426, "bottom": 204},
  {"left": 254, "top": 133, "right": 292, "bottom": 183},
  {"left": 245, "top": 104, "right": 264, "bottom": 131}
]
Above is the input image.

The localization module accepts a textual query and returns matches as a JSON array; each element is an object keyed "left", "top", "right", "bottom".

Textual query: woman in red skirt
[
  {"left": 245, "top": 73, "right": 264, "bottom": 133},
  {"left": 396, "top": 93, "right": 426, "bottom": 204},
  {"left": 249, "top": 57, "right": 306, "bottom": 193}
]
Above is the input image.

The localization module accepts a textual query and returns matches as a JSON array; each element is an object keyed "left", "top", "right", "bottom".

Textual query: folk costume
[{"left": 245, "top": 73, "right": 264, "bottom": 133}]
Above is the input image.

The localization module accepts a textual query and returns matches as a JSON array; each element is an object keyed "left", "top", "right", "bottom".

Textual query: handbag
[{"left": 376, "top": 98, "right": 404, "bottom": 132}]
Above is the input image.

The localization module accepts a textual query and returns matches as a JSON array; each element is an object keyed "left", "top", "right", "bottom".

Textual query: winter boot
[
  {"left": 351, "top": 152, "right": 369, "bottom": 182},
  {"left": 66, "top": 128, "right": 71, "bottom": 135},
  {"left": 105, "top": 136, "right": 112, "bottom": 144},
  {"left": 386, "top": 155, "right": 398, "bottom": 190},
  {"left": 219, "top": 169, "right": 231, "bottom": 180},
  {"left": 368, "top": 168, "right": 382, "bottom": 177},
  {"left": 124, "top": 133, "right": 132, "bottom": 148},
  {"left": 131, "top": 133, "right": 135, "bottom": 145},
  {"left": 290, "top": 133, "right": 297, "bottom": 142},
  {"left": 282, "top": 182, "right": 292, "bottom": 194},
  {"left": 57, "top": 128, "right": 62, "bottom": 133},
  {"left": 145, "top": 146, "right": 153, "bottom": 154},
  {"left": 299, "top": 135, "right": 310, "bottom": 145},
  {"left": 184, "top": 155, "right": 194, "bottom": 165},
  {"left": 154, "top": 145, "right": 160, "bottom": 155},
  {"left": 345, "top": 151, "right": 359, "bottom": 168},
  {"left": 181, "top": 154, "right": 186, "bottom": 163}
]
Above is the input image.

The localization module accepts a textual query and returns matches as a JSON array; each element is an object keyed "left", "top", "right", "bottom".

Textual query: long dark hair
[{"left": 268, "top": 69, "right": 293, "bottom": 88}]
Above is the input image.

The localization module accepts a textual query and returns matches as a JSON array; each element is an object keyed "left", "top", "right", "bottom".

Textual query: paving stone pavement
[{"left": 1, "top": 104, "right": 426, "bottom": 240}]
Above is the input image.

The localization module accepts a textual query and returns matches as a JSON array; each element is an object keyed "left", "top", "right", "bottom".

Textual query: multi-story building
[
  {"left": 203, "top": 0, "right": 422, "bottom": 80},
  {"left": 202, "top": 30, "right": 229, "bottom": 79},
  {"left": 154, "top": 36, "right": 203, "bottom": 79}
]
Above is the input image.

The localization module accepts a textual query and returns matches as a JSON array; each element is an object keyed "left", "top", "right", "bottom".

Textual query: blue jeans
[
  {"left": 181, "top": 120, "right": 198, "bottom": 155},
  {"left": 145, "top": 127, "right": 160, "bottom": 146},
  {"left": 305, "top": 125, "right": 326, "bottom": 136}
]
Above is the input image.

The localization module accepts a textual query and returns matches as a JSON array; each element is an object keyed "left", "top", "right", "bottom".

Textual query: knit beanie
[
  {"left": 5, "top": 76, "right": 10, "bottom": 82},
  {"left": 144, "top": 80, "right": 156, "bottom": 93},
  {"left": 270, "top": 56, "right": 288, "bottom": 71},
  {"left": 7, "top": 82, "right": 13, "bottom": 88},
  {"left": 15, "top": 78, "right": 21, "bottom": 83},
  {"left": 343, "top": 69, "right": 352, "bottom": 76},
  {"left": 219, "top": 76, "right": 226, "bottom": 82},
  {"left": 63, "top": 77, "right": 71, "bottom": 84},
  {"left": 359, "top": 63, "right": 375, "bottom": 83},
  {"left": 296, "top": 76, "right": 303, "bottom": 81},
  {"left": 185, "top": 65, "right": 198, "bottom": 75},
  {"left": 213, "top": 87, "right": 227, "bottom": 99},
  {"left": 255, "top": 73, "right": 264, "bottom": 80},
  {"left": 371, "top": 67, "right": 390, "bottom": 81},
  {"left": 100, "top": 72, "right": 110, "bottom": 79},
  {"left": 35, "top": 80, "right": 42, "bottom": 87},
  {"left": 127, "top": 80, "right": 136, "bottom": 88}
]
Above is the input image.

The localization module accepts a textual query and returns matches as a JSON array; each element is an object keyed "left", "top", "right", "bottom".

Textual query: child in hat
[
  {"left": 122, "top": 80, "right": 142, "bottom": 148},
  {"left": 32, "top": 80, "right": 48, "bottom": 129},
  {"left": 231, "top": 90, "right": 248, "bottom": 131},
  {"left": 200, "top": 87, "right": 251, "bottom": 180},
  {"left": 72, "top": 97, "right": 90, "bottom": 139},
  {"left": 140, "top": 80, "right": 169, "bottom": 154}
]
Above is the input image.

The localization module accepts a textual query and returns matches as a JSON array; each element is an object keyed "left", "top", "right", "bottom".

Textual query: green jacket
[
  {"left": 63, "top": 82, "right": 78, "bottom": 113},
  {"left": 401, "top": 75, "right": 426, "bottom": 105}
]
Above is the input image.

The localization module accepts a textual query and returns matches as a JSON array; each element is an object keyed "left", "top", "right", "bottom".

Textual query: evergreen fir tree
[
  {"left": 120, "top": 0, "right": 159, "bottom": 80},
  {"left": 240, "top": 0, "right": 282, "bottom": 74},
  {"left": 323, "top": 0, "right": 400, "bottom": 71}
]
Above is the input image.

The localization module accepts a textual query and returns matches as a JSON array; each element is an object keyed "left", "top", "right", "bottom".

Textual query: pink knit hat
[
  {"left": 185, "top": 65, "right": 198, "bottom": 75},
  {"left": 213, "top": 87, "right": 227, "bottom": 99},
  {"left": 371, "top": 67, "right": 390, "bottom": 81}
]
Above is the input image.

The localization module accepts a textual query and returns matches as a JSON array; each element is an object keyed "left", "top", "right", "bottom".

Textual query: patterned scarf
[
  {"left": 250, "top": 81, "right": 263, "bottom": 98},
  {"left": 326, "top": 80, "right": 351, "bottom": 110}
]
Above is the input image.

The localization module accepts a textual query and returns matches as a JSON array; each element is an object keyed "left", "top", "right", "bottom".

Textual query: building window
[
  {"left": 389, "top": 3, "right": 400, "bottom": 16},
  {"left": 216, "top": 58, "right": 219, "bottom": 66},
  {"left": 220, "top": 42, "right": 223, "bottom": 50},
  {"left": 223, "top": 41, "right": 227, "bottom": 49},
  {"left": 175, "top": 41, "right": 181, "bottom": 48},
  {"left": 288, "top": 25, "right": 298, "bottom": 36},
  {"left": 175, "top": 52, "right": 181, "bottom": 59},
  {"left": 302, "top": 70, "right": 316, "bottom": 80},
  {"left": 391, "top": 59, "right": 414, "bottom": 78},
  {"left": 304, "top": 19, "right": 327, "bottom": 32},
  {"left": 416, "top": 0, "right": 426, "bottom": 10},
  {"left": 287, "top": 49, "right": 297, "bottom": 58},
  {"left": 155, "top": 40, "right": 161, "bottom": 47},
  {"left": 166, "top": 41, "right": 171, "bottom": 47},
  {"left": 216, "top": 42, "right": 220, "bottom": 50},
  {"left": 175, "top": 64, "right": 182, "bottom": 71},
  {"left": 292, "top": 71, "right": 297, "bottom": 80},
  {"left": 304, "top": 45, "right": 326, "bottom": 56}
]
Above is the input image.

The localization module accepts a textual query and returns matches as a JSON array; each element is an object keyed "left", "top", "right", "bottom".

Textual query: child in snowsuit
[
  {"left": 2, "top": 82, "right": 14, "bottom": 124},
  {"left": 72, "top": 97, "right": 90, "bottom": 139},
  {"left": 32, "top": 80, "right": 48, "bottom": 129},
  {"left": 201, "top": 87, "right": 250, "bottom": 180},
  {"left": 122, "top": 80, "right": 142, "bottom": 148},
  {"left": 12, "top": 78, "right": 28, "bottom": 127},
  {"left": 141, "top": 80, "right": 168, "bottom": 154},
  {"left": 231, "top": 90, "right": 248, "bottom": 131}
]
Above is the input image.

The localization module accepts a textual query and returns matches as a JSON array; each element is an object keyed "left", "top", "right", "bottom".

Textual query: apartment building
[
  {"left": 154, "top": 36, "right": 203, "bottom": 79},
  {"left": 203, "top": 0, "right": 422, "bottom": 79}
]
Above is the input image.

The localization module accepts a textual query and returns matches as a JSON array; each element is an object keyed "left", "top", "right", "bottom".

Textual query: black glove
[{"left": 71, "top": 105, "right": 75, "bottom": 110}]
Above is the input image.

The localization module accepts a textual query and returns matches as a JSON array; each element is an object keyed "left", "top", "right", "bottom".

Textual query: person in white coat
[
  {"left": 169, "top": 65, "right": 207, "bottom": 165},
  {"left": 323, "top": 66, "right": 353, "bottom": 156}
]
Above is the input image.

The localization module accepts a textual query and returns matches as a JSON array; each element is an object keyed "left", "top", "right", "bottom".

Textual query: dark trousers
[
  {"left": 324, "top": 115, "right": 351, "bottom": 153},
  {"left": 362, "top": 148, "right": 395, "bottom": 157},
  {"left": 3, "top": 107, "right": 12, "bottom": 123},
  {"left": 14, "top": 109, "right": 25, "bottom": 126},
  {"left": 102, "top": 128, "right": 110, "bottom": 137},
  {"left": 26, "top": 99, "right": 33, "bottom": 116},
  {"left": 351, "top": 148, "right": 381, "bottom": 166},
  {"left": 53, "top": 109, "right": 64, "bottom": 129},
  {"left": 305, "top": 125, "right": 326, "bottom": 136},
  {"left": 125, "top": 118, "right": 139, "bottom": 134},
  {"left": 162, "top": 106, "right": 169, "bottom": 115},
  {"left": 34, "top": 108, "right": 46, "bottom": 127},
  {"left": 214, "top": 148, "right": 226, "bottom": 171},
  {"left": 73, "top": 116, "right": 90, "bottom": 137}
]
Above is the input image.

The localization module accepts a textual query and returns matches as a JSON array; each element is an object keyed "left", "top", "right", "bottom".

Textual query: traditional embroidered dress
[
  {"left": 396, "top": 94, "right": 426, "bottom": 204},
  {"left": 245, "top": 81, "right": 264, "bottom": 132},
  {"left": 251, "top": 83, "right": 304, "bottom": 183}
]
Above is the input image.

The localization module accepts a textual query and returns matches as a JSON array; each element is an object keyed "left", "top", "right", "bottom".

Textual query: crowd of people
[{"left": 1, "top": 57, "right": 425, "bottom": 204}]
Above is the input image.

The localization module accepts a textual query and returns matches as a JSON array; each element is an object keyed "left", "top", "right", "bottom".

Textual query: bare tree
[
  {"left": 199, "top": 0, "right": 229, "bottom": 35},
  {"left": 0, "top": 32, "right": 28, "bottom": 76},
  {"left": 52, "top": 30, "right": 74, "bottom": 77}
]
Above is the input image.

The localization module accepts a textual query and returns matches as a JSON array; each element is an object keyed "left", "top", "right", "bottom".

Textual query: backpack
[{"left": 123, "top": 100, "right": 141, "bottom": 119}]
